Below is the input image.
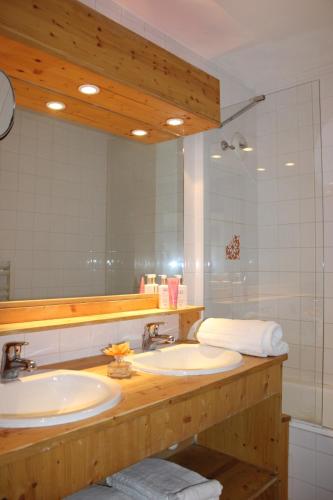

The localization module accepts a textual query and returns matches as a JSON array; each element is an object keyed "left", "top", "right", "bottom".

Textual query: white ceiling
[{"left": 112, "top": 0, "right": 333, "bottom": 91}]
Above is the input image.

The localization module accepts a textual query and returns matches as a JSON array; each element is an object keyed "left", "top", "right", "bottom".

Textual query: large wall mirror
[{"left": 0, "top": 105, "right": 184, "bottom": 300}]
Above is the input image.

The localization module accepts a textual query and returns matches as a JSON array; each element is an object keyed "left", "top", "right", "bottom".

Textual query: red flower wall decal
[{"left": 226, "top": 235, "right": 240, "bottom": 260}]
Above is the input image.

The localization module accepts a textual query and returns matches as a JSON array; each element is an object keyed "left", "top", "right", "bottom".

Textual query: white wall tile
[
  {"left": 0, "top": 108, "right": 108, "bottom": 300},
  {"left": 316, "top": 452, "right": 333, "bottom": 491},
  {"left": 291, "top": 478, "right": 316, "bottom": 500}
]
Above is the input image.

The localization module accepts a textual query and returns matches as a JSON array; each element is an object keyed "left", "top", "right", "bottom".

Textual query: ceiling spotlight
[
  {"left": 211, "top": 154, "right": 222, "bottom": 159},
  {"left": 46, "top": 101, "right": 66, "bottom": 111},
  {"left": 131, "top": 129, "right": 148, "bottom": 137},
  {"left": 242, "top": 146, "right": 253, "bottom": 152},
  {"left": 285, "top": 162, "right": 295, "bottom": 167},
  {"left": 78, "top": 84, "right": 100, "bottom": 95},
  {"left": 256, "top": 167, "right": 266, "bottom": 172},
  {"left": 166, "top": 118, "right": 184, "bottom": 126}
]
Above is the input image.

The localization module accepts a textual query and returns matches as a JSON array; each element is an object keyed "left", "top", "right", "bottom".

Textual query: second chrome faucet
[
  {"left": 142, "top": 322, "right": 175, "bottom": 351},
  {"left": 0, "top": 341, "right": 36, "bottom": 381}
]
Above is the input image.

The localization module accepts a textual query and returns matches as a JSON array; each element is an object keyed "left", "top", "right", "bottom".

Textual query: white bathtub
[{"left": 283, "top": 380, "right": 323, "bottom": 424}]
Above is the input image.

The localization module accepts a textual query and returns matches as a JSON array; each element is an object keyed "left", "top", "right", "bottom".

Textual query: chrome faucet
[
  {"left": 1, "top": 341, "right": 36, "bottom": 381},
  {"left": 142, "top": 322, "right": 175, "bottom": 351}
]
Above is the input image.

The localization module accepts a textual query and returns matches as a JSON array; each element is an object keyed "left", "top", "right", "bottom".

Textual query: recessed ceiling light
[
  {"left": 242, "top": 146, "right": 254, "bottom": 152},
  {"left": 285, "top": 162, "right": 295, "bottom": 167},
  {"left": 211, "top": 154, "right": 222, "bottom": 159},
  {"left": 46, "top": 101, "right": 66, "bottom": 111},
  {"left": 256, "top": 167, "right": 266, "bottom": 172},
  {"left": 131, "top": 129, "right": 148, "bottom": 137},
  {"left": 166, "top": 118, "right": 184, "bottom": 126},
  {"left": 78, "top": 84, "right": 100, "bottom": 95}
]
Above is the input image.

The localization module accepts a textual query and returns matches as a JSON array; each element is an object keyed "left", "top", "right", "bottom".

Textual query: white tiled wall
[
  {"left": 105, "top": 136, "right": 156, "bottom": 294},
  {"left": 155, "top": 140, "right": 184, "bottom": 276},
  {"left": 105, "top": 136, "right": 183, "bottom": 295},
  {"left": 0, "top": 108, "right": 184, "bottom": 300},
  {"left": 0, "top": 314, "right": 179, "bottom": 366},
  {"left": 0, "top": 108, "right": 108, "bottom": 299},
  {"left": 289, "top": 421, "right": 333, "bottom": 500},
  {"left": 183, "top": 133, "right": 204, "bottom": 306}
]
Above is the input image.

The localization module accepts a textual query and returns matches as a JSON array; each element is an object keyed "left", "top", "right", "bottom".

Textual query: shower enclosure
[{"left": 204, "top": 81, "right": 325, "bottom": 425}]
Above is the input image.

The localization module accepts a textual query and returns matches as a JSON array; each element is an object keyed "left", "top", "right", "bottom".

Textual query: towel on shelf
[
  {"left": 197, "top": 318, "right": 288, "bottom": 357},
  {"left": 106, "top": 458, "right": 222, "bottom": 500},
  {"left": 64, "top": 484, "right": 132, "bottom": 499}
]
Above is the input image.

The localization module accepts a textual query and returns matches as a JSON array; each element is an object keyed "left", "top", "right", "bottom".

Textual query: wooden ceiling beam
[{"left": 0, "top": 0, "right": 220, "bottom": 142}]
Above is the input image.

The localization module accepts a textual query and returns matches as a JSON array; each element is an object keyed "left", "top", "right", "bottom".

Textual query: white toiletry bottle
[
  {"left": 175, "top": 275, "right": 188, "bottom": 308},
  {"left": 158, "top": 275, "right": 169, "bottom": 309},
  {"left": 144, "top": 274, "right": 159, "bottom": 294}
]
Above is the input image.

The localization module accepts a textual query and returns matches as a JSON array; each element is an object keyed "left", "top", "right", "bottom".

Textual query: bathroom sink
[
  {"left": 0, "top": 369, "right": 121, "bottom": 428},
  {"left": 131, "top": 343, "right": 243, "bottom": 376}
]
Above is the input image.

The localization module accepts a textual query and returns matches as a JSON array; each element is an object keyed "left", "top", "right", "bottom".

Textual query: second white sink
[
  {"left": 0, "top": 369, "right": 121, "bottom": 428},
  {"left": 131, "top": 343, "right": 243, "bottom": 376}
]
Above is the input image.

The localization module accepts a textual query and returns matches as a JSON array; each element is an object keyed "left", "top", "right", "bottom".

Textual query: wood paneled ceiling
[{"left": 0, "top": 0, "right": 221, "bottom": 143}]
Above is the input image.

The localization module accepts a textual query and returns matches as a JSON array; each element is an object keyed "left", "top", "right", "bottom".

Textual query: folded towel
[
  {"left": 65, "top": 484, "right": 132, "bottom": 499},
  {"left": 106, "top": 458, "right": 222, "bottom": 500},
  {"left": 197, "top": 318, "right": 288, "bottom": 357}
]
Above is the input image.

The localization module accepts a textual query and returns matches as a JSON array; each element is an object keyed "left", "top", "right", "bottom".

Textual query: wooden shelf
[
  {"left": 168, "top": 445, "right": 278, "bottom": 500},
  {"left": 0, "top": 304, "right": 203, "bottom": 335}
]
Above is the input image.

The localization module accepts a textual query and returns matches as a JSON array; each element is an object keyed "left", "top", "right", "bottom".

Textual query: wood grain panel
[
  {"left": 12, "top": 78, "right": 174, "bottom": 143},
  {"left": 0, "top": 0, "right": 220, "bottom": 121},
  {"left": 0, "top": 356, "right": 286, "bottom": 463},
  {"left": 0, "top": 357, "right": 285, "bottom": 499},
  {"left": 179, "top": 309, "right": 202, "bottom": 340},
  {"left": 0, "top": 0, "right": 220, "bottom": 142},
  {"left": 0, "top": 35, "right": 218, "bottom": 137},
  {"left": 198, "top": 396, "right": 283, "bottom": 473},
  {"left": 278, "top": 415, "right": 290, "bottom": 500},
  {"left": 0, "top": 293, "right": 159, "bottom": 324},
  {"left": 169, "top": 445, "right": 279, "bottom": 500},
  {"left": 0, "top": 290, "right": 204, "bottom": 336},
  {"left": 197, "top": 394, "right": 289, "bottom": 498}
]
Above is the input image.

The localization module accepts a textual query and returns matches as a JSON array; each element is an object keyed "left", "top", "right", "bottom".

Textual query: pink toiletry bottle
[
  {"left": 175, "top": 275, "right": 188, "bottom": 308},
  {"left": 167, "top": 276, "right": 179, "bottom": 309},
  {"left": 139, "top": 275, "right": 145, "bottom": 294}
]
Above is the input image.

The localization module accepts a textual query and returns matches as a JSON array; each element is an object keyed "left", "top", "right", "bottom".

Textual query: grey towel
[
  {"left": 65, "top": 484, "right": 132, "bottom": 499},
  {"left": 106, "top": 458, "right": 223, "bottom": 500}
]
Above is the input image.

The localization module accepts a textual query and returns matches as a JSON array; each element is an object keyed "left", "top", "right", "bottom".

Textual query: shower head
[
  {"left": 220, "top": 133, "right": 250, "bottom": 153},
  {"left": 221, "top": 140, "right": 234, "bottom": 151}
]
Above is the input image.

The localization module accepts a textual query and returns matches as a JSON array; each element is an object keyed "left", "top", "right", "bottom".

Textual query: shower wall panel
[
  {"left": 204, "top": 82, "right": 323, "bottom": 424},
  {"left": 204, "top": 104, "right": 259, "bottom": 321},
  {"left": 256, "top": 82, "right": 323, "bottom": 423}
]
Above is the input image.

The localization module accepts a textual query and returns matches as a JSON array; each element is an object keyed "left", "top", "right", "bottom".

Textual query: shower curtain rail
[{"left": 219, "top": 95, "right": 265, "bottom": 129}]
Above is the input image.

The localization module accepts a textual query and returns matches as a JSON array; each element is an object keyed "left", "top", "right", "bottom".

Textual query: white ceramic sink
[
  {"left": 0, "top": 369, "right": 121, "bottom": 428},
  {"left": 131, "top": 343, "right": 243, "bottom": 376}
]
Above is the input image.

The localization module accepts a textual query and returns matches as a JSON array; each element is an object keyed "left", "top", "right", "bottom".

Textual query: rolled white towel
[
  {"left": 64, "top": 484, "right": 132, "bottom": 499},
  {"left": 197, "top": 318, "right": 288, "bottom": 357},
  {"left": 106, "top": 458, "right": 222, "bottom": 500}
]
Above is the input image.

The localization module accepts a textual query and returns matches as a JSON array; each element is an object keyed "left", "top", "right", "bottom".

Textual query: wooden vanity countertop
[{"left": 0, "top": 353, "right": 287, "bottom": 466}]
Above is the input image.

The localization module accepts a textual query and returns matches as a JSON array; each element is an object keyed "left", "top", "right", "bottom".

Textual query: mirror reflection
[
  {"left": 0, "top": 71, "right": 15, "bottom": 141},
  {"left": 0, "top": 107, "right": 183, "bottom": 300}
]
